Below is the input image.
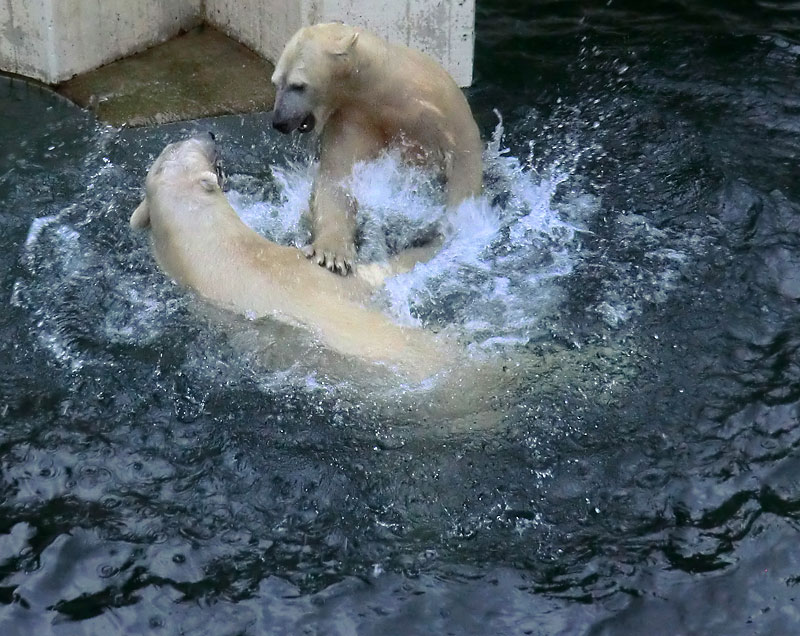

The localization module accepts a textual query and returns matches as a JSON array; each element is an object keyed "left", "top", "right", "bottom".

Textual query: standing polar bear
[{"left": 271, "top": 22, "right": 483, "bottom": 274}]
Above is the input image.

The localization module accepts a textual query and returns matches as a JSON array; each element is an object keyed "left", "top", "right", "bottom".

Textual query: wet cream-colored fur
[
  {"left": 271, "top": 22, "right": 483, "bottom": 274},
  {"left": 130, "top": 136, "right": 452, "bottom": 381}
]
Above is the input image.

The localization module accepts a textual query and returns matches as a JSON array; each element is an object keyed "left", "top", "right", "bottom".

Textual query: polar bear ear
[
  {"left": 198, "top": 171, "right": 220, "bottom": 192},
  {"left": 331, "top": 31, "right": 359, "bottom": 56},
  {"left": 130, "top": 199, "right": 150, "bottom": 229}
]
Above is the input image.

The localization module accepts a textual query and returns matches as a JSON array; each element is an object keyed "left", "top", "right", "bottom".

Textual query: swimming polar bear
[
  {"left": 130, "top": 134, "right": 453, "bottom": 381},
  {"left": 271, "top": 22, "right": 483, "bottom": 274}
]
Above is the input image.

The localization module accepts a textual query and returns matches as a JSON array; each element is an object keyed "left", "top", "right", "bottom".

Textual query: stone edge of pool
[{"left": 53, "top": 25, "right": 276, "bottom": 128}]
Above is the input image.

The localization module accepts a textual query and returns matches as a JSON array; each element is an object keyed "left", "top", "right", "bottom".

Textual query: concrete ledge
[
  {"left": 1, "top": 0, "right": 475, "bottom": 118},
  {"left": 57, "top": 26, "right": 275, "bottom": 127},
  {"left": 2, "top": 0, "right": 474, "bottom": 87},
  {"left": 0, "top": 0, "right": 202, "bottom": 84}
]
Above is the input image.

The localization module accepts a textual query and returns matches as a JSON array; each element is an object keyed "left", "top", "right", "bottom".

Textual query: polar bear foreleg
[
  {"left": 305, "top": 114, "right": 384, "bottom": 275},
  {"left": 306, "top": 176, "right": 359, "bottom": 274}
]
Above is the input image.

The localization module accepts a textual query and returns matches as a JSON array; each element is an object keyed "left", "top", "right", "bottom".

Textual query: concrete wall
[
  {"left": 205, "top": 0, "right": 303, "bottom": 66},
  {"left": 1, "top": 0, "right": 474, "bottom": 86},
  {"left": 0, "top": 1, "right": 51, "bottom": 82},
  {"left": 207, "top": 0, "right": 476, "bottom": 86},
  {"left": 0, "top": 0, "right": 202, "bottom": 84}
]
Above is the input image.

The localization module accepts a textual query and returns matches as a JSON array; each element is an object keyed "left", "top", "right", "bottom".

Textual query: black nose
[
  {"left": 272, "top": 119, "right": 290, "bottom": 134},
  {"left": 208, "top": 131, "right": 216, "bottom": 141}
]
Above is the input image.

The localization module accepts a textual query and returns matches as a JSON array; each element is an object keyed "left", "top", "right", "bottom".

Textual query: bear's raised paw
[{"left": 302, "top": 242, "right": 356, "bottom": 276}]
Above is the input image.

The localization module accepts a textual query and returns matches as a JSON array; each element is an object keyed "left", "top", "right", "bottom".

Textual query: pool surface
[{"left": 2, "top": 2, "right": 800, "bottom": 634}]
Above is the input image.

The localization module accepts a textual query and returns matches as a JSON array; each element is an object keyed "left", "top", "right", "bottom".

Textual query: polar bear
[
  {"left": 130, "top": 134, "right": 453, "bottom": 381},
  {"left": 271, "top": 22, "right": 483, "bottom": 274}
]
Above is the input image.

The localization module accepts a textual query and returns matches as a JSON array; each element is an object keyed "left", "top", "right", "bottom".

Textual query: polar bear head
[
  {"left": 130, "top": 133, "right": 224, "bottom": 229},
  {"left": 271, "top": 23, "right": 360, "bottom": 135}
]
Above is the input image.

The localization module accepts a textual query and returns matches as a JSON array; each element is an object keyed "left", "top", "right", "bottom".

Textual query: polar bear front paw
[{"left": 302, "top": 241, "right": 356, "bottom": 276}]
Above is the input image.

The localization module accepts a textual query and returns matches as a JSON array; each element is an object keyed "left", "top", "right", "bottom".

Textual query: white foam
[
  {"left": 13, "top": 117, "right": 601, "bottom": 392},
  {"left": 223, "top": 117, "right": 589, "bottom": 352},
  {"left": 228, "top": 163, "right": 311, "bottom": 245}
]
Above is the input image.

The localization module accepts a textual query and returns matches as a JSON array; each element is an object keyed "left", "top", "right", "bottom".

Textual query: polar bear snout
[
  {"left": 272, "top": 87, "right": 316, "bottom": 134},
  {"left": 272, "top": 110, "right": 316, "bottom": 134},
  {"left": 272, "top": 117, "right": 292, "bottom": 134},
  {"left": 188, "top": 133, "right": 226, "bottom": 189},
  {"left": 190, "top": 132, "right": 218, "bottom": 160}
]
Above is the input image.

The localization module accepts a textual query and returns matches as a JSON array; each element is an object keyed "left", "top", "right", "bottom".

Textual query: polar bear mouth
[{"left": 298, "top": 113, "right": 316, "bottom": 133}]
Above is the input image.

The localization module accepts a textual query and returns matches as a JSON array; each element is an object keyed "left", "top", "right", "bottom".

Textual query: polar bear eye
[{"left": 289, "top": 83, "right": 307, "bottom": 93}]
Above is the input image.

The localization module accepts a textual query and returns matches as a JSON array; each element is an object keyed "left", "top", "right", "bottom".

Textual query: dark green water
[{"left": 2, "top": 2, "right": 800, "bottom": 634}]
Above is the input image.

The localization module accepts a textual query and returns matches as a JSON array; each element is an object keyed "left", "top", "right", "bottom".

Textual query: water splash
[
  {"left": 229, "top": 115, "right": 591, "bottom": 352},
  {"left": 377, "top": 116, "right": 585, "bottom": 346},
  {"left": 226, "top": 161, "right": 312, "bottom": 246},
  {"left": 12, "top": 111, "right": 709, "bottom": 404},
  {"left": 11, "top": 114, "right": 594, "bottom": 387}
]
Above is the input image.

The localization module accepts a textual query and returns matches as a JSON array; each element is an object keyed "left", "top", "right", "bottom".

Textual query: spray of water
[
  {"left": 13, "top": 115, "right": 603, "bottom": 398},
  {"left": 229, "top": 114, "right": 589, "bottom": 353}
]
